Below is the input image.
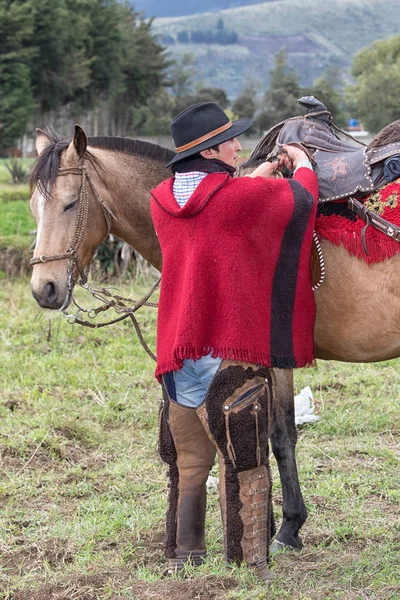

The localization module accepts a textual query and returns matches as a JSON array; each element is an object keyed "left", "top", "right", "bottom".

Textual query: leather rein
[
  {"left": 348, "top": 196, "right": 400, "bottom": 256},
  {"left": 30, "top": 165, "right": 159, "bottom": 361}
]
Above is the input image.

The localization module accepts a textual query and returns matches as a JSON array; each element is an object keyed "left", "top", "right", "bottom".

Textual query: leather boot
[
  {"left": 158, "top": 388, "right": 216, "bottom": 573},
  {"left": 196, "top": 360, "right": 272, "bottom": 579}
]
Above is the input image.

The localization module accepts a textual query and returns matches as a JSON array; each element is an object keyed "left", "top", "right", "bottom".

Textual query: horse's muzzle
[{"left": 31, "top": 279, "right": 71, "bottom": 310}]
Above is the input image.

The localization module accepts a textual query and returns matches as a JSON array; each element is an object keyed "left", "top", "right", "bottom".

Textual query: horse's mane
[
  {"left": 88, "top": 136, "right": 175, "bottom": 165},
  {"left": 30, "top": 129, "right": 174, "bottom": 197},
  {"left": 367, "top": 119, "right": 400, "bottom": 150}
]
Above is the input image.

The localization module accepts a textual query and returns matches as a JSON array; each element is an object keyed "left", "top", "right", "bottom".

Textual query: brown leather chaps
[{"left": 158, "top": 360, "right": 272, "bottom": 577}]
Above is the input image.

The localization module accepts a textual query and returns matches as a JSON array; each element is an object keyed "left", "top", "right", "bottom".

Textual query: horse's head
[{"left": 30, "top": 125, "right": 111, "bottom": 310}]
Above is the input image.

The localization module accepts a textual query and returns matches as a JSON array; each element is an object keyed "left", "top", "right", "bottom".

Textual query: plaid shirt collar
[{"left": 173, "top": 171, "right": 208, "bottom": 207}]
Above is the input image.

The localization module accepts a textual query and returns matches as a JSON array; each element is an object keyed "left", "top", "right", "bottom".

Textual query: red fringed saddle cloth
[{"left": 316, "top": 178, "right": 400, "bottom": 264}]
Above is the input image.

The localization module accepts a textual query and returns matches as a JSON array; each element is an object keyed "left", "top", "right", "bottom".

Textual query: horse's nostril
[{"left": 45, "top": 281, "right": 57, "bottom": 303}]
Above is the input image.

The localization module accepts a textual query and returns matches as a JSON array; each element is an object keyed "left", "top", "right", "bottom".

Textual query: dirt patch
[
  {"left": 0, "top": 437, "right": 110, "bottom": 473},
  {"left": 0, "top": 444, "right": 57, "bottom": 471},
  {"left": 0, "top": 390, "right": 30, "bottom": 410},
  {"left": 1, "top": 539, "right": 75, "bottom": 576},
  {"left": 8, "top": 572, "right": 237, "bottom": 600},
  {"left": 308, "top": 495, "right": 340, "bottom": 512},
  {"left": 2, "top": 398, "right": 25, "bottom": 412},
  {"left": 303, "top": 531, "right": 369, "bottom": 550}
]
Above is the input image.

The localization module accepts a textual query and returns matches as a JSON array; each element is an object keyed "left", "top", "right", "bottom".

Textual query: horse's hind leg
[{"left": 269, "top": 369, "right": 307, "bottom": 551}]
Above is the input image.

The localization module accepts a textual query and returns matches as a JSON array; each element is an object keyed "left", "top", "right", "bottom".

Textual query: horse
[{"left": 29, "top": 123, "right": 400, "bottom": 553}]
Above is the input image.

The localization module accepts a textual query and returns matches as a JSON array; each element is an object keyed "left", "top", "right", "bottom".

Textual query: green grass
[
  {"left": 0, "top": 279, "right": 399, "bottom": 600},
  {"left": 0, "top": 161, "right": 34, "bottom": 250},
  {"left": 0, "top": 197, "right": 34, "bottom": 244}
]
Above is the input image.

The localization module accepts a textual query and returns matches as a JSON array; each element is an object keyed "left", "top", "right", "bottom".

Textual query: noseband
[
  {"left": 30, "top": 165, "right": 114, "bottom": 286},
  {"left": 30, "top": 164, "right": 159, "bottom": 361}
]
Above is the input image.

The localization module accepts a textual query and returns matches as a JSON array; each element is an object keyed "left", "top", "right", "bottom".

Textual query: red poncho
[{"left": 150, "top": 169, "right": 318, "bottom": 380}]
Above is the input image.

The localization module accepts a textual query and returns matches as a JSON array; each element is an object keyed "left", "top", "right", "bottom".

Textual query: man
[{"left": 150, "top": 102, "right": 318, "bottom": 578}]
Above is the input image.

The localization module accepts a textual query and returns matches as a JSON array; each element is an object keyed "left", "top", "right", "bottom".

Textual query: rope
[{"left": 312, "top": 231, "right": 326, "bottom": 291}]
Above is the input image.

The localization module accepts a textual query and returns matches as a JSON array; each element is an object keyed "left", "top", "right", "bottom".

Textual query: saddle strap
[{"left": 348, "top": 197, "right": 400, "bottom": 243}]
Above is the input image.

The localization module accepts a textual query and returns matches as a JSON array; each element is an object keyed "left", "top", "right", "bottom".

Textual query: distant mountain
[
  {"left": 135, "top": 0, "right": 270, "bottom": 18},
  {"left": 152, "top": 0, "right": 400, "bottom": 99}
]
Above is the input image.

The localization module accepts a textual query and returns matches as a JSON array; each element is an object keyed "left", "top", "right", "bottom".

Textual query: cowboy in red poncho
[{"left": 150, "top": 102, "right": 318, "bottom": 578}]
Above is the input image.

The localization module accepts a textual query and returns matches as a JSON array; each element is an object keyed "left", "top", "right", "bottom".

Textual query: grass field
[
  {"left": 0, "top": 161, "right": 33, "bottom": 260},
  {"left": 0, "top": 277, "right": 399, "bottom": 600}
]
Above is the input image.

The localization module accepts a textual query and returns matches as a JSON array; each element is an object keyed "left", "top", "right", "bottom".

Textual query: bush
[{"left": 5, "top": 158, "right": 29, "bottom": 184}]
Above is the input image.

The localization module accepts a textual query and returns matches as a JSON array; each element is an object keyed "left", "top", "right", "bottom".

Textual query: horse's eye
[{"left": 64, "top": 200, "right": 78, "bottom": 212}]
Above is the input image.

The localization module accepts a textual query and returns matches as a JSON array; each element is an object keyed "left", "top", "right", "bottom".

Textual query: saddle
[{"left": 250, "top": 96, "right": 400, "bottom": 202}]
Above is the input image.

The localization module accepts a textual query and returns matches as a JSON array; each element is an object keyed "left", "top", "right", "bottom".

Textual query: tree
[
  {"left": 305, "top": 65, "right": 348, "bottom": 127},
  {"left": 347, "top": 34, "right": 400, "bottom": 132},
  {"left": 232, "top": 83, "right": 257, "bottom": 120},
  {"left": 30, "top": 0, "right": 169, "bottom": 134},
  {"left": 30, "top": 0, "right": 86, "bottom": 113},
  {"left": 215, "top": 29, "right": 238, "bottom": 45},
  {"left": 255, "top": 49, "right": 302, "bottom": 133},
  {"left": 231, "top": 83, "right": 257, "bottom": 135},
  {"left": 130, "top": 89, "right": 175, "bottom": 135},
  {"left": 167, "top": 53, "right": 196, "bottom": 114},
  {"left": 0, "top": 0, "right": 36, "bottom": 150},
  {"left": 1, "top": 0, "right": 171, "bottom": 145},
  {"left": 192, "top": 87, "right": 229, "bottom": 108}
]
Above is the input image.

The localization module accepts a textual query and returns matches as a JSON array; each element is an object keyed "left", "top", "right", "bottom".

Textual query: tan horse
[{"left": 30, "top": 125, "right": 400, "bottom": 551}]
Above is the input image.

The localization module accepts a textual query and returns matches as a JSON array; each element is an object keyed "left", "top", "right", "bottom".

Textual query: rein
[
  {"left": 30, "top": 164, "right": 159, "bottom": 361},
  {"left": 66, "top": 277, "right": 160, "bottom": 362},
  {"left": 348, "top": 196, "right": 400, "bottom": 256}
]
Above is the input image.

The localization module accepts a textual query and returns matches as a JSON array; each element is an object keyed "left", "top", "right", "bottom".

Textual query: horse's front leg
[{"left": 269, "top": 369, "right": 307, "bottom": 551}]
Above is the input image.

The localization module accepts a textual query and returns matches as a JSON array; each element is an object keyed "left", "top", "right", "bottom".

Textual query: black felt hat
[{"left": 165, "top": 101, "right": 252, "bottom": 167}]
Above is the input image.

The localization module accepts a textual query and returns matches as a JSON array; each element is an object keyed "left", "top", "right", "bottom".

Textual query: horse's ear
[
  {"left": 35, "top": 128, "right": 52, "bottom": 155},
  {"left": 73, "top": 124, "right": 88, "bottom": 159}
]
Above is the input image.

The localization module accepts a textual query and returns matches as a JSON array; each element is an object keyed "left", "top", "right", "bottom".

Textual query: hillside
[
  {"left": 153, "top": 0, "right": 400, "bottom": 98},
  {"left": 135, "top": 0, "right": 270, "bottom": 18}
]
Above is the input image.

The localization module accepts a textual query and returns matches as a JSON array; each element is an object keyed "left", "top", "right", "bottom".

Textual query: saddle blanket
[{"left": 316, "top": 178, "right": 400, "bottom": 264}]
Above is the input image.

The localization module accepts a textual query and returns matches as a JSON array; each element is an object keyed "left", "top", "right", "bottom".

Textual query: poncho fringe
[{"left": 157, "top": 346, "right": 315, "bottom": 375}]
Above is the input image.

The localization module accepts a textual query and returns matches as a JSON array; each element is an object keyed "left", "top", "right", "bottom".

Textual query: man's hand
[
  {"left": 245, "top": 160, "right": 279, "bottom": 179},
  {"left": 278, "top": 144, "right": 311, "bottom": 172}
]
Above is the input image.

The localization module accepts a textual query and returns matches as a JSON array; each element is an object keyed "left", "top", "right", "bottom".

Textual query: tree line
[
  {"left": 1, "top": 0, "right": 399, "bottom": 153},
  {"left": 176, "top": 29, "right": 238, "bottom": 45},
  {"left": 168, "top": 41, "right": 400, "bottom": 139},
  {"left": 0, "top": 0, "right": 168, "bottom": 149},
  {"left": 161, "top": 18, "right": 238, "bottom": 46}
]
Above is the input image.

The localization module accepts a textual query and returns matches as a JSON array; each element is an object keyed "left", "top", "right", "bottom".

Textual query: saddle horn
[{"left": 298, "top": 96, "right": 332, "bottom": 124}]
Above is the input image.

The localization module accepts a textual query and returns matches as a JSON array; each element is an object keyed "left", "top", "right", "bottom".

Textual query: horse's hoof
[{"left": 270, "top": 539, "right": 301, "bottom": 554}]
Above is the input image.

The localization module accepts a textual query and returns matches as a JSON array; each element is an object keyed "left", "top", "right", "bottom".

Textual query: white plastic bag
[{"left": 294, "top": 386, "right": 320, "bottom": 425}]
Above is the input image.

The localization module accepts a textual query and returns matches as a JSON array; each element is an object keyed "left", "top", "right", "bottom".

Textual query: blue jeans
[{"left": 172, "top": 353, "right": 223, "bottom": 408}]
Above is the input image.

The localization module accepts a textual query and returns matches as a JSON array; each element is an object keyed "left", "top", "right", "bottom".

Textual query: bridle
[
  {"left": 30, "top": 165, "right": 114, "bottom": 287},
  {"left": 30, "top": 163, "right": 160, "bottom": 362}
]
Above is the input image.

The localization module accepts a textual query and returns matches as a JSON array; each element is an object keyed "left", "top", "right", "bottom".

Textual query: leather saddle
[{"left": 249, "top": 96, "right": 400, "bottom": 202}]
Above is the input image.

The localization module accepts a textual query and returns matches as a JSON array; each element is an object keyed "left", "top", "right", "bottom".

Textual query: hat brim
[{"left": 165, "top": 118, "right": 253, "bottom": 168}]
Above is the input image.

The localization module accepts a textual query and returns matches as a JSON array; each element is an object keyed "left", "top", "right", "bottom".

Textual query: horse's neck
[{"left": 90, "top": 148, "right": 167, "bottom": 271}]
